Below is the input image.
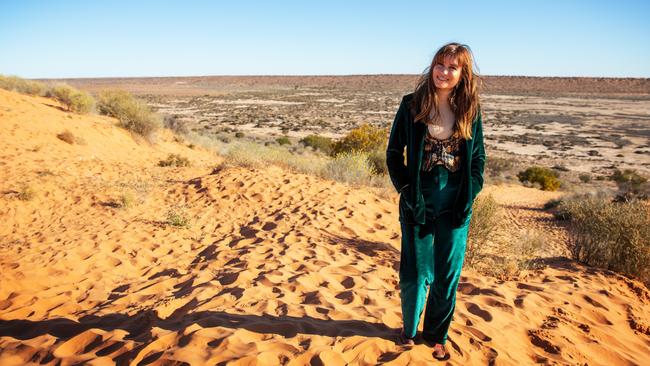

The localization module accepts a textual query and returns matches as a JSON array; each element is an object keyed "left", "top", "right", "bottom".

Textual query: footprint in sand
[
  {"left": 466, "top": 303, "right": 493, "bottom": 322},
  {"left": 516, "top": 283, "right": 545, "bottom": 292},
  {"left": 527, "top": 329, "right": 561, "bottom": 355}
]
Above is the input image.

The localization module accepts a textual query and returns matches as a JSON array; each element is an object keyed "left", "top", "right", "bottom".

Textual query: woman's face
[{"left": 432, "top": 55, "right": 462, "bottom": 91}]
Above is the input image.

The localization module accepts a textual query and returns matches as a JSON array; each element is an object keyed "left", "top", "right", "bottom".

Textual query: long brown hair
[{"left": 409, "top": 42, "right": 481, "bottom": 140}]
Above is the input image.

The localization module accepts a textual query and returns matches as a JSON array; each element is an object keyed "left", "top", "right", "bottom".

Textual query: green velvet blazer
[{"left": 386, "top": 93, "right": 486, "bottom": 228}]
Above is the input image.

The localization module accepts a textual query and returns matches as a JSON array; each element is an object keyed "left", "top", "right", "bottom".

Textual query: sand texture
[{"left": 1, "top": 89, "right": 649, "bottom": 365}]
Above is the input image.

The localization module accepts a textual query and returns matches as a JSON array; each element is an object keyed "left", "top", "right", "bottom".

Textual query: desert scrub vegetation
[
  {"left": 97, "top": 90, "right": 162, "bottom": 139},
  {"left": 46, "top": 84, "right": 95, "bottom": 113},
  {"left": 485, "top": 155, "right": 517, "bottom": 184},
  {"left": 331, "top": 123, "right": 387, "bottom": 156},
  {"left": 0, "top": 74, "right": 46, "bottom": 95},
  {"left": 166, "top": 205, "right": 191, "bottom": 228},
  {"left": 517, "top": 166, "right": 561, "bottom": 191},
  {"left": 609, "top": 168, "right": 649, "bottom": 201},
  {"left": 329, "top": 123, "right": 389, "bottom": 177},
  {"left": 552, "top": 192, "right": 650, "bottom": 284},
  {"left": 300, "top": 134, "right": 333, "bottom": 155},
  {"left": 464, "top": 193, "right": 544, "bottom": 278},
  {"left": 464, "top": 194, "right": 508, "bottom": 276},
  {"left": 163, "top": 114, "right": 189, "bottom": 135},
  {"left": 56, "top": 129, "right": 85, "bottom": 145},
  {"left": 276, "top": 136, "right": 291, "bottom": 145},
  {"left": 158, "top": 153, "right": 190, "bottom": 167},
  {"left": 321, "top": 151, "right": 379, "bottom": 187},
  {"left": 16, "top": 183, "right": 36, "bottom": 201},
  {"left": 216, "top": 139, "right": 392, "bottom": 189},
  {"left": 118, "top": 192, "right": 135, "bottom": 209},
  {"left": 221, "top": 140, "right": 327, "bottom": 176}
]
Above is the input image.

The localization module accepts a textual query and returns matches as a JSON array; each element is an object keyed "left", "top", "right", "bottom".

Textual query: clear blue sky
[{"left": 1, "top": 0, "right": 648, "bottom": 78}]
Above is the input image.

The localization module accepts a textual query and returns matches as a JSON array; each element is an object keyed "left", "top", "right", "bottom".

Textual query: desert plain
[{"left": 1, "top": 75, "right": 649, "bottom": 365}]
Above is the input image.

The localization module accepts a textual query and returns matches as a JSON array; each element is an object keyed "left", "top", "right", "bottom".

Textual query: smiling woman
[{"left": 386, "top": 42, "right": 485, "bottom": 361}]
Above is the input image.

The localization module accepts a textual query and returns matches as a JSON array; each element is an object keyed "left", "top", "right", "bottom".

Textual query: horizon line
[{"left": 26, "top": 73, "right": 650, "bottom": 81}]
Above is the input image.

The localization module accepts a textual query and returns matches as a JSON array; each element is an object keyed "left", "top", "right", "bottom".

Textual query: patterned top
[{"left": 421, "top": 127, "right": 463, "bottom": 172}]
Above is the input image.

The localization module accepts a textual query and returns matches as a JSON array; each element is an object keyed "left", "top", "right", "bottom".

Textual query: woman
[{"left": 386, "top": 42, "right": 485, "bottom": 360}]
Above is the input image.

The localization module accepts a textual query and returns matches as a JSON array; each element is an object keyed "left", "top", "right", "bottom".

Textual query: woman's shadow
[{"left": 0, "top": 306, "right": 400, "bottom": 364}]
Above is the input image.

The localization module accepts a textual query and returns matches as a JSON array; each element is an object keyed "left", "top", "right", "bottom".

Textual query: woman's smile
[{"left": 432, "top": 56, "right": 462, "bottom": 90}]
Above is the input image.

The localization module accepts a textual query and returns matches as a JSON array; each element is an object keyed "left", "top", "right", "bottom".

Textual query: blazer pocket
[{"left": 398, "top": 187, "right": 415, "bottom": 223}]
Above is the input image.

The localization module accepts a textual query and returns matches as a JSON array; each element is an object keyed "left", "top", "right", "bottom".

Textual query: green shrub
[
  {"left": 578, "top": 173, "right": 591, "bottom": 183},
  {"left": 158, "top": 153, "right": 190, "bottom": 167},
  {"left": 0, "top": 74, "right": 46, "bottom": 95},
  {"left": 300, "top": 134, "right": 333, "bottom": 154},
  {"left": 561, "top": 194, "right": 650, "bottom": 284},
  {"left": 276, "top": 136, "right": 291, "bottom": 145},
  {"left": 235, "top": 131, "right": 245, "bottom": 138},
  {"left": 97, "top": 90, "right": 161, "bottom": 139},
  {"left": 517, "top": 166, "right": 561, "bottom": 191},
  {"left": 331, "top": 123, "right": 387, "bottom": 156},
  {"left": 48, "top": 84, "right": 94, "bottom": 113}
]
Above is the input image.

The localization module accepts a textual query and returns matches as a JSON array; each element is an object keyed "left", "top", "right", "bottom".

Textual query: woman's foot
[
  {"left": 432, "top": 343, "right": 450, "bottom": 361},
  {"left": 397, "top": 330, "right": 415, "bottom": 346}
]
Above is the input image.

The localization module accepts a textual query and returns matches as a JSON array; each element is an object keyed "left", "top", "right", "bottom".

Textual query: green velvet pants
[{"left": 399, "top": 165, "right": 470, "bottom": 344}]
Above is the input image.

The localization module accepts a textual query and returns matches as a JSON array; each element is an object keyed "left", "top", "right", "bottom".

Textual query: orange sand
[{"left": 1, "top": 89, "right": 648, "bottom": 365}]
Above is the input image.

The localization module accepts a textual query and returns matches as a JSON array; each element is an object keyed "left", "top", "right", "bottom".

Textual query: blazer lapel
[{"left": 413, "top": 121, "right": 426, "bottom": 171}]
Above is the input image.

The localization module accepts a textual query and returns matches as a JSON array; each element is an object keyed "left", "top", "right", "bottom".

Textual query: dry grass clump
[
  {"left": 320, "top": 151, "right": 377, "bottom": 187},
  {"left": 0, "top": 74, "right": 46, "bottom": 95},
  {"left": 17, "top": 183, "right": 36, "bottom": 201},
  {"left": 56, "top": 129, "right": 85, "bottom": 145},
  {"left": 163, "top": 114, "right": 189, "bottom": 135},
  {"left": 56, "top": 130, "right": 75, "bottom": 144},
  {"left": 464, "top": 193, "right": 545, "bottom": 278},
  {"left": 158, "top": 153, "right": 190, "bottom": 167},
  {"left": 166, "top": 205, "right": 191, "bottom": 228},
  {"left": 553, "top": 193, "right": 650, "bottom": 284},
  {"left": 221, "top": 141, "right": 327, "bottom": 176},
  {"left": 97, "top": 90, "right": 161, "bottom": 139},
  {"left": 118, "top": 192, "right": 135, "bottom": 209},
  {"left": 47, "top": 84, "right": 95, "bottom": 114},
  {"left": 465, "top": 194, "right": 505, "bottom": 270}
]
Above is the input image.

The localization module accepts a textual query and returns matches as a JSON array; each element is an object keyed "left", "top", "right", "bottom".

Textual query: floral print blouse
[{"left": 421, "top": 127, "right": 463, "bottom": 172}]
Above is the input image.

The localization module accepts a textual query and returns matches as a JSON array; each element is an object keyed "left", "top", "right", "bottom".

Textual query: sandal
[
  {"left": 432, "top": 343, "right": 450, "bottom": 361},
  {"left": 397, "top": 331, "right": 415, "bottom": 346}
]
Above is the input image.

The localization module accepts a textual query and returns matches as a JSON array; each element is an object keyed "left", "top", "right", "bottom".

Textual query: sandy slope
[{"left": 0, "top": 89, "right": 649, "bottom": 365}]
